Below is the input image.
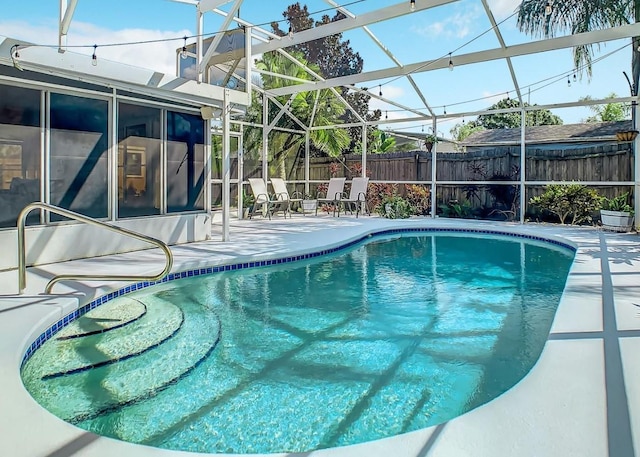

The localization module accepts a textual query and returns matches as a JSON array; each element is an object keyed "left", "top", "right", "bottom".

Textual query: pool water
[{"left": 21, "top": 233, "right": 574, "bottom": 454}]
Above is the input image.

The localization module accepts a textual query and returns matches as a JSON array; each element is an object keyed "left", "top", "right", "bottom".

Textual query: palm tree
[
  {"left": 517, "top": 1, "right": 639, "bottom": 93},
  {"left": 244, "top": 50, "right": 350, "bottom": 179},
  {"left": 580, "top": 93, "right": 631, "bottom": 121},
  {"left": 370, "top": 129, "right": 396, "bottom": 153}
]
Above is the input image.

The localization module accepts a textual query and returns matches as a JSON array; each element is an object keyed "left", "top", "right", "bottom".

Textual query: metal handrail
[{"left": 18, "top": 202, "right": 173, "bottom": 294}]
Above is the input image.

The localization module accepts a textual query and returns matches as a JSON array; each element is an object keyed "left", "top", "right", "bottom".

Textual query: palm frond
[{"left": 518, "top": 0, "right": 637, "bottom": 82}]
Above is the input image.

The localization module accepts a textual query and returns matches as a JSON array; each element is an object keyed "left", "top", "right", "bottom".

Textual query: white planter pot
[
  {"left": 601, "top": 210, "right": 634, "bottom": 232},
  {"left": 302, "top": 200, "right": 317, "bottom": 212}
]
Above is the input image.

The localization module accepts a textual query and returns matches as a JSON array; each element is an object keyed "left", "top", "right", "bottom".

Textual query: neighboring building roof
[{"left": 462, "top": 120, "right": 634, "bottom": 146}]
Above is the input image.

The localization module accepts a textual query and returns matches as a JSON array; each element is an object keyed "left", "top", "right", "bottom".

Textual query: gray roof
[{"left": 463, "top": 120, "right": 634, "bottom": 145}]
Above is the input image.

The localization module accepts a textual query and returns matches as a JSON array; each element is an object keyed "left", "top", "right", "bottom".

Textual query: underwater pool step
[
  {"left": 56, "top": 298, "right": 147, "bottom": 339},
  {"left": 22, "top": 291, "right": 221, "bottom": 424},
  {"left": 33, "top": 297, "right": 184, "bottom": 380},
  {"left": 74, "top": 316, "right": 304, "bottom": 446}
]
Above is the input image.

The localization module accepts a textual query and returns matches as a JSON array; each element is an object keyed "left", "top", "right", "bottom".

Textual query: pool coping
[{"left": 1, "top": 216, "right": 638, "bottom": 457}]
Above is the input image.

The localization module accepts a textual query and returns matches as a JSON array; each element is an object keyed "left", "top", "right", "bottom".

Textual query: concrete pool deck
[{"left": 0, "top": 215, "right": 639, "bottom": 457}]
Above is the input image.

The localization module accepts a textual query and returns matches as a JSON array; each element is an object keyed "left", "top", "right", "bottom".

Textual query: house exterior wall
[
  {"left": 0, "top": 213, "right": 210, "bottom": 270},
  {"left": 0, "top": 59, "right": 212, "bottom": 270}
]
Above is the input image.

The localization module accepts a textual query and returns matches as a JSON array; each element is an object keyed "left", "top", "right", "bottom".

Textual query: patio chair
[
  {"left": 316, "top": 177, "right": 346, "bottom": 216},
  {"left": 270, "top": 178, "right": 301, "bottom": 214},
  {"left": 337, "top": 177, "right": 370, "bottom": 217},
  {"left": 248, "top": 178, "right": 290, "bottom": 219}
]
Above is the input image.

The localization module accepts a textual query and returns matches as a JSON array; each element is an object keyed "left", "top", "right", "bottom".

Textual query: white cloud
[
  {"left": 368, "top": 84, "right": 405, "bottom": 113},
  {"left": 379, "top": 85, "right": 405, "bottom": 99},
  {"left": 1, "top": 20, "right": 58, "bottom": 45},
  {"left": 424, "top": 22, "right": 445, "bottom": 36},
  {"left": 1, "top": 20, "right": 191, "bottom": 75},
  {"left": 485, "top": 0, "right": 521, "bottom": 21},
  {"left": 481, "top": 90, "right": 507, "bottom": 105},
  {"left": 411, "top": 5, "right": 482, "bottom": 39}
]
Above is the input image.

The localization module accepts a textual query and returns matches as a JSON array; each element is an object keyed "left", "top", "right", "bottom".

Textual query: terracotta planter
[{"left": 600, "top": 209, "right": 634, "bottom": 232}]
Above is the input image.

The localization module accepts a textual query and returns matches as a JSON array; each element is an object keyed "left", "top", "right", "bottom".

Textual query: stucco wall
[{"left": 0, "top": 213, "right": 210, "bottom": 271}]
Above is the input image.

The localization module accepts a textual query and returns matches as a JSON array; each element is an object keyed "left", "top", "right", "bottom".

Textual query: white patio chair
[
  {"left": 337, "top": 177, "right": 370, "bottom": 217},
  {"left": 270, "top": 178, "right": 299, "bottom": 214},
  {"left": 248, "top": 178, "right": 290, "bottom": 219},
  {"left": 316, "top": 177, "right": 346, "bottom": 216}
]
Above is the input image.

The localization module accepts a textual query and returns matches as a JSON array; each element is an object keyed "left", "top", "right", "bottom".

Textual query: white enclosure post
[
  {"left": 430, "top": 119, "right": 437, "bottom": 218},
  {"left": 196, "top": 11, "right": 203, "bottom": 83},
  {"left": 361, "top": 124, "right": 367, "bottom": 177},
  {"left": 635, "top": 103, "right": 640, "bottom": 230},
  {"left": 58, "top": 0, "right": 67, "bottom": 52},
  {"left": 262, "top": 92, "right": 269, "bottom": 181},
  {"left": 222, "top": 89, "right": 231, "bottom": 241},
  {"left": 238, "top": 125, "right": 244, "bottom": 219},
  {"left": 520, "top": 108, "right": 526, "bottom": 224},
  {"left": 305, "top": 132, "right": 310, "bottom": 195}
]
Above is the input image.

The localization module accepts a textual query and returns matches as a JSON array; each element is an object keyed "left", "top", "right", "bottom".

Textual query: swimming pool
[{"left": 21, "top": 231, "right": 574, "bottom": 454}]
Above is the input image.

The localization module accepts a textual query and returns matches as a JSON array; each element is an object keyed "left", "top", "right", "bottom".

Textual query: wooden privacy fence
[
  {"left": 213, "top": 143, "right": 633, "bottom": 212},
  {"left": 308, "top": 143, "right": 632, "bottom": 183},
  {"left": 308, "top": 143, "right": 633, "bottom": 215}
]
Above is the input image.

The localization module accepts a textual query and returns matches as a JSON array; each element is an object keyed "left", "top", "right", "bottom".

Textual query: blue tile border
[{"left": 20, "top": 227, "right": 576, "bottom": 368}]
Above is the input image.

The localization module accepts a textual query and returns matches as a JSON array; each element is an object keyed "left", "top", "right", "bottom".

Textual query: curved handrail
[{"left": 17, "top": 202, "right": 173, "bottom": 295}]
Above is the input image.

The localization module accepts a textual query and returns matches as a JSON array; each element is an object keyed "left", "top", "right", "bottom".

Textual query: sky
[{"left": 1, "top": 0, "right": 634, "bottom": 138}]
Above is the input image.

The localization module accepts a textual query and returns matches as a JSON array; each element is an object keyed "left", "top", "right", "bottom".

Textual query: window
[
  {"left": 166, "top": 110, "right": 205, "bottom": 212},
  {"left": 0, "top": 84, "right": 41, "bottom": 228},
  {"left": 117, "top": 103, "right": 162, "bottom": 218},
  {"left": 50, "top": 93, "right": 108, "bottom": 219}
]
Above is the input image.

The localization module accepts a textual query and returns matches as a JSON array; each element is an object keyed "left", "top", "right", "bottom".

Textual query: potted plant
[
  {"left": 242, "top": 191, "right": 255, "bottom": 218},
  {"left": 424, "top": 134, "right": 438, "bottom": 152},
  {"left": 376, "top": 195, "right": 413, "bottom": 219},
  {"left": 601, "top": 192, "right": 634, "bottom": 232},
  {"left": 291, "top": 190, "right": 317, "bottom": 214},
  {"left": 300, "top": 193, "right": 318, "bottom": 214},
  {"left": 301, "top": 198, "right": 317, "bottom": 213}
]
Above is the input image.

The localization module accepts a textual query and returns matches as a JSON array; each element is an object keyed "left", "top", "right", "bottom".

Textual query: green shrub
[
  {"left": 404, "top": 184, "right": 431, "bottom": 216},
  {"left": 376, "top": 195, "right": 413, "bottom": 219},
  {"left": 602, "top": 192, "right": 634, "bottom": 215},
  {"left": 529, "top": 184, "right": 603, "bottom": 225},
  {"left": 242, "top": 191, "right": 255, "bottom": 208},
  {"left": 439, "top": 199, "right": 474, "bottom": 218},
  {"left": 368, "top": 182, "right": 397, "bottom": 212}
]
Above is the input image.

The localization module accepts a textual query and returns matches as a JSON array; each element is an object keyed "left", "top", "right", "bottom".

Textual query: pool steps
[
  {"left": 21, "top": 292, "right": 221, "bottom": 424},
  {"left": 40, "top": 298, "right": 183, "bottom": 380}
]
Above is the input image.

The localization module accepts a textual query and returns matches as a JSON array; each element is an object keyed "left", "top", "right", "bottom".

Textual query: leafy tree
[
  {"left": 475, "top": 98, "right": 563, "bottom": 129},
  {"left": 271, "top": 3, "right": 373, "bottom": 151},
  {"left": 271, "top": 3, "right": 363, "bottom": 79},
  {"left": 341, "top": 89, "right": 382, "bottom": 152},
  {"left": 243, "top": 50, "right": 350, "bottom": 178},
  {"left": 581, "top": 93, "right": 631, "bottom": 122},
  {"left": 517, "top": 0, "right": 639, "bottom": 92},
  {"left": 450, "top": 121, "right": 485, "bottom": 142}
]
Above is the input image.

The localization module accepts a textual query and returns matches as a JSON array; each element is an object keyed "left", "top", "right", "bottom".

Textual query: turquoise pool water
[{"left": 21, "top": 232, "right": 574, "bottom": 454}]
